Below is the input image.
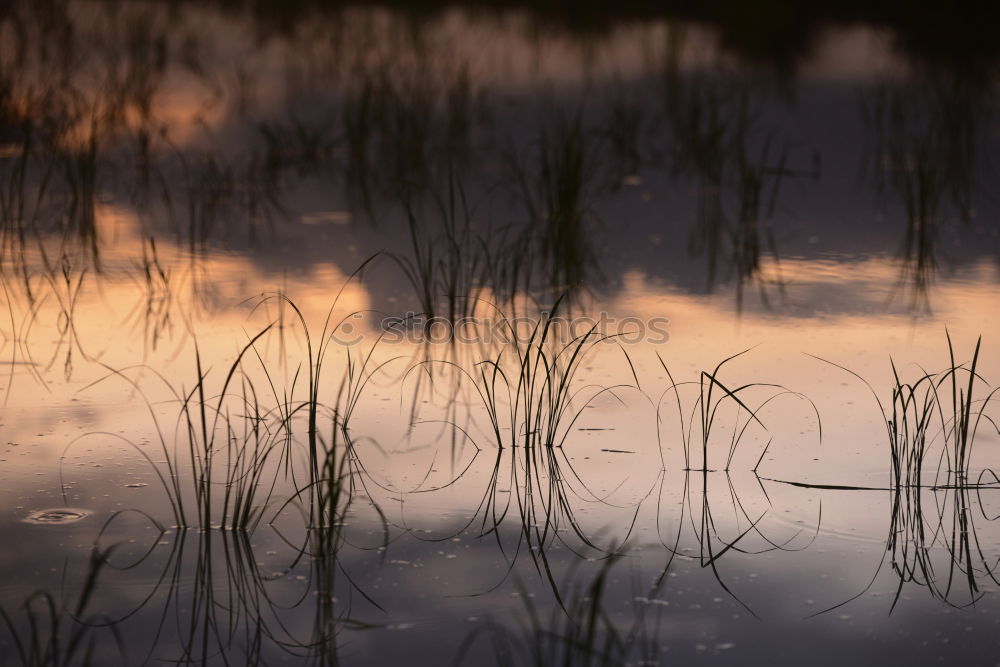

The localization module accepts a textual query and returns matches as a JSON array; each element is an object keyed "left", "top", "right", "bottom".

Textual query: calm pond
[{"left": 2, "top": 2, "right": 1000, "bottom": 665}]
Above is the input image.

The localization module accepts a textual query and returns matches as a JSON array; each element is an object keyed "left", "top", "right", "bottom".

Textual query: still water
[{"left": 2, "top": 2, "right": 1000, "bottom": 665}]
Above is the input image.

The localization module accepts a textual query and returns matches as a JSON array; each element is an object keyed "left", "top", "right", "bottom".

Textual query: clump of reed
[
  {"left": 825, "top": 449, "right": 999, "bottom": 617},
  {"left": 653, "top": 347, "right": 820, "bottom": 616},
  {"left": 75, "top": 325, "right": 285, "bottom": 532},
  {"left": 255, "top": 285, "right": 399, "bottom": 535},
  {"left": 123, "top": 235, "right": 177, "bottom": 356},
  {"left": 405, "top": 297, "right": 640, "bottom": 606},
  {"left": 650, "top": 346, "right": 824, "bottom": 615},
  {"left": 656, "top": 349, "right": 815, "bottom": 472},
  {"left": 815, "top": 333, "right": 998, "bottom": 488},
  {"left": 70, "top": 260, "right": 394, "bottom": 534},
  {"left": 459, "top": 442, "right": 633, "bottom": 613},
  {"left": 455, "top": 297, "right": 638, "bottom": 452},
  {"left": 791, "top": 336, "right": 1000, "bottom": 618}
]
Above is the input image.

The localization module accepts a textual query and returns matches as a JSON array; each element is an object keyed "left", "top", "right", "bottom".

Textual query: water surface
[{"left": 2, "top": 2, "right": 1000, "bottom": 665}]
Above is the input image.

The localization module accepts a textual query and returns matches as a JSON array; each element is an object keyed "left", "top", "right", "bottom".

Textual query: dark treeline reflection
[
  {"left": 57, "top": 0, "right": 1000, "bottom": 72},
  {"left": 0, "top": 0, "right": 997, "bottom": 323}
]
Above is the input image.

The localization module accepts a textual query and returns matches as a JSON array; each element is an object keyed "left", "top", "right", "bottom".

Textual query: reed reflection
[{"left": 862, "top": 69, "right": 991, "bottom": 312}]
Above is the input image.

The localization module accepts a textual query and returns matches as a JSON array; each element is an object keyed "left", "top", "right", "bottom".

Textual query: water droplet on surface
[{"left": 23, "top": 508, "right": 90, "bottom": 524}]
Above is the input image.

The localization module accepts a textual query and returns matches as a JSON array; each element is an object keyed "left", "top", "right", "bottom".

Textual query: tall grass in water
[
  {"left": 71, "top": 260, "right": 391, "bottom": 533},
  {"left": 52, "top": 280, "right": 391, "bottom": 661},
  {"left": 814, "top": 334, "right": 998, "bottom": 488},
  {"left": 652, "top": 345, "right": 821, "bottom": 614},
  {"left": 252, "top": 279, "right": 399, "bottom": 533},
  {"left": 653, "top": 348, "right": 820, "bottom": 614},
  {"left": 881, "top": 481, "right": 1000, "bottom": 611},
  {"left": 0, "top": 94, "right": 98, "bottom": 278},
  {"left": 412, "top": 298, "right": 640, "bottom": 607},
  {"left": 76, "top": 325, "right": 283, "bottom": 531},
  {"left": 939, "top": 337, "right": 996, "bottom": 484},
  {"left": 806, "top": 335, "right": 1000, "bottom": 617},
  {"left": 452, "top": 296, "right": 638, "bottom": 452},
  {"left": 123, "top": 235, "right": 175, "bottom": 356},
  {"left": 666, "top": 74, "right": 749, "bottom": 293},
  {"left": 0, "top": 116, "right": 53, "bottom": 285},
  {"left": 457, "top": 443, "right": 634, "bottom": 613},
  {"left": 895, "top": 446, "right": 1000, "bottom": 610},
  {"left": 655, "top": 349, "right": 816, "bottom": 472}
]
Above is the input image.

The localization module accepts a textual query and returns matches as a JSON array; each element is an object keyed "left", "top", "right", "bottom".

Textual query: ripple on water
[{"left": 23, "top": 508, "right": 90, "bottom": 524}]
